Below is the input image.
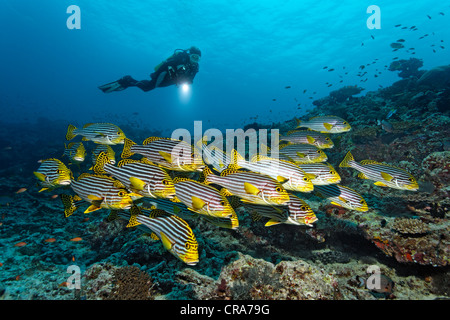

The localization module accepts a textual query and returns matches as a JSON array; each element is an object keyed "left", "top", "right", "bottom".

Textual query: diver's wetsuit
[{"left": 120, "top": 50, "right": 199, "bottom": 92}]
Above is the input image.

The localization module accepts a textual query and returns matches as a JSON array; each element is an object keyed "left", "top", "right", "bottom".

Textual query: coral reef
[
  {"left": 392, "top": 218, "right": 430, "bottom": 235},
  {"left": 388, "top": 58, "right": 425, "bottom": 79}
]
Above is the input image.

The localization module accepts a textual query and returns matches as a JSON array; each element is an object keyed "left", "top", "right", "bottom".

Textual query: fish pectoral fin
[
  {"left": 338, "top": 196, "right": 349, "bottom": 203},
  {"left": 191, "top": 196, "right": 206, "bottom": 210},
  {"left": 170, "top": 196, "right": 181, "bottom": 203},
  {"left": 244, "top": 182, "right": 260, "bottom": 195},
  {"left": 374, "top": 181, "right": 389, "bottom": 187},
  {"left": 296, "top": 152, "right": 306, "bottom": 158},
  {"left": 158, "top": 151, "right": 173, "bottom": 163},
  {"left": 87, "top": 194, "right": 103, "bottom": 201},
  {"left": 323, "top": 123, "right": 334, "bottom": 130},
  {"left": 305, "top": 173, "right": 316, "bottom": 180},
  {"left": 33, "top": 172, "right": 47, "bottom": 182},
  {"left": 276, "top": 175, "right": 289, "bottom": 184},
  {"left": 38, "top": 187, "right": 49, "bottom": 192},
  {"left": 84, "top": 204, "right": 102, "bottom": 213},
  {"left": 330, "top": 201, "right": 344, "bottom": 207},
  {"left": 159, "top": 231, "right": 173, "bottom": 251},
  {"left": 265, "top": 219, "right": 282, "bottom": 227},
  {"left": 129, "top": 176, "right": 146, "bottom": 191},
  {"left": 306, "top": 135, "right": 315, "bottom": 144},
  {"left": 380, "top": 172, "right": 394, "bottom": 181}
]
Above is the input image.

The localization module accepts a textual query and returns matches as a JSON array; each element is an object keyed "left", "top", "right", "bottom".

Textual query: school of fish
[{"left": 32, "top": 117, "right": 418, "bottom": 265}]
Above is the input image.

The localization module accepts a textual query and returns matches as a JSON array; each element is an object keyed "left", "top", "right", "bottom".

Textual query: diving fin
[
  {"left": 98, "top": 80, "right": 125, "bottom": 93},
  {"left": 98, "top": 76, "right": 137, "bottom": 93}
]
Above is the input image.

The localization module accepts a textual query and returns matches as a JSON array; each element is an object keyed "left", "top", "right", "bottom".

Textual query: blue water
[{"left": 2, "top": 0, "right": 448, "bottom": 134}]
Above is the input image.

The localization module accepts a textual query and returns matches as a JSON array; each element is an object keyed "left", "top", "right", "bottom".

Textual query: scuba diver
[{"left": 98, "top": 46, "right": 201, "bottom": 93}]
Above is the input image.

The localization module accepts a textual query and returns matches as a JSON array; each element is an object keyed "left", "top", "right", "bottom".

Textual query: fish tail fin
[
  {"left": 199, "top": 166, "right": 214, "bottom": 184},
  {"left": 230, "top": 149, "right": 243, "bottom": 168},
  {"left": 121, "top": 138, "right": 136, "bottom": 158},
  {"left": 61, "top": 194, "right": 79, "bottom": 218},
  {"left": 339, "top": 151, "right": 355, "bottom": 168},
  {"left": 66, "top": 124, "right": 77, "bottom": 141},
  {"left": 93, "top": 152, "right": 111, "bottom": 174},
  {"left": 295, "top": 118, "right": 302, "bottom": 127}
]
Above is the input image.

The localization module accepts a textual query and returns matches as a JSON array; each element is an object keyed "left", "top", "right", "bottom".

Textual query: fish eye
[
  {"left": 118, "top": 190, "right": 126, "bottom": 197},
  {"left": 329, "top": 170, "right": 335, "bottom": 174},
  {"left": 219, "top": 200, "right": 226, "bottom": 206},
  {"left": 162, "top": 179, "right": 169, "bottom": 185},
  {"left": 360, "top": 200, "right": 365, "bottom": 204},
  {"left": 343, "top": 121, "right": 348, "bottom": 125},
  {"left": 408, "top": 178, "right": 414, "bottom": 182},
  {"left": 317, "top": 150, "right": 322, "bottom": 153},
  {"left": 275, "top": 187, "right": 282, "bottom": 192},
  {"left": 325, "top": 137, "right": 330, "bottom": 141},
  {"left": 300, "top": 206, "right": 306, "bottom": 211},
  {"left": 303, "top": 177, "right": 309, "bottom": 181}
]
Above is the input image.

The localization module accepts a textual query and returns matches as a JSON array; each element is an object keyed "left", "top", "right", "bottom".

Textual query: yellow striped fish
[
  {"left": 144, "top": 198, "right": 239, "bottom": 230},
  {"left": 315, "top": 184, "right": 369, "bottom": 211},
  {"left": 196, "top": 138, "right": 230, "bottom": 173},
  {"left": 33, "top": 158, "right": 73, "bottom": 192},
  {"left": 297, "top": 163, "right": 341, "bottom": 185},
  {"left": 243, "top": 194, "right": 317, "bottom": 227},
  {"left": 339, "top": 151, "right": 419, "bottom": 191},
  {"left": 171, "top": 177, "right": 235, "bottom": 218},
  {"left": 202, "top": 167, "right": 290, "bottom": 206},
  {"left": 122, "top": 137, "right": 204, "bottom": 172},
  {"left": 280, "top": 130, "right": 334, "bottom": 149},
  {"left": 91, "top": 144, "right": 116, "bottom": 166},
  {"left": 63, "top": 142, "right": 86, "bottom": 163},
  {"left": 297, "top": 115, "right": 351, "bottom": 133},
  {"left": 93, "top": 152, "right": 175, "bottom": 199},
  {"left": 117, "top": 206, "right": 199, "bottom": 265},
  {"left": 229, "top": 149, "right": 314, "bottom": 193},
  {"left": 69, "top": 173, "right": 143, "bottom": 213},
  {"left": 66, "top": 123, "right": 126, "bottom": 145},
  {"left": 279, "top": 143, "right": 328, "bottom": 164}
]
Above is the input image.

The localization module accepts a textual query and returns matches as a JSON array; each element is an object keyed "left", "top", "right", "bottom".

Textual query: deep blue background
[{"left": 1, "top": 1, "right": 448, "bottom": 135}]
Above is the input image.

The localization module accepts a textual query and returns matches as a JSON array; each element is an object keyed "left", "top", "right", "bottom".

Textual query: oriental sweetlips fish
[
  {"left": 242, "top": 194, "right": 317, "bottom": 227},
  {"left": 33, "top": 158, "right": 73, "bottom": 192},
  {"left": 63, "top": 173, "right": 143, "bottom": 215},
  {"left": 279, "top": 130, "right": 334, "bottom": 149},
  {"left": 297, "top": 163, "right": 341, "bottom": 185},
  {"left": 314, "top": 184, "right": 369, "bottom": 211},
  {"left": 229, "top": 149, "right": 315, "bottom": 193},
  {"left": 278, "top": 143, "right": 328, "bottom": 164},
  {"left": 66, "top": 123, "right": 126, "bottom": 145},
  {"left": 93, "top": 152, "right": 176, "bottom": 200},
  {"left": 171, "top": 177, "right": 235, "bottom": 218},
  {"left": 91, "top": 144, "right": 116, "bottom": 166},
  {"left": 116, "top": 206, "right": 199, "bottom": 266},
  {"left": 144, "top": 198, "right": 239, "bottom": 230},
  {"left": 339, "top": 151, "right": 419, "bottom": 191},
  {"left": 296, "top": 115, "right": 351, "bottom": 133},
  {"left": 63, "top": 142, "right": 86, "bottom": 164},
  {"left": 202, "top": 167, "right": 290, "bottom": 206},
  {"left": 122, "top": 137, "right": 204, "bottom": 172}
]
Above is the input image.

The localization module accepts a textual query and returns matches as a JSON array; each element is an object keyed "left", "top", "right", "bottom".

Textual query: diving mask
[{"left": 190, "top": 54, "right": 200, "bottom": 64}]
